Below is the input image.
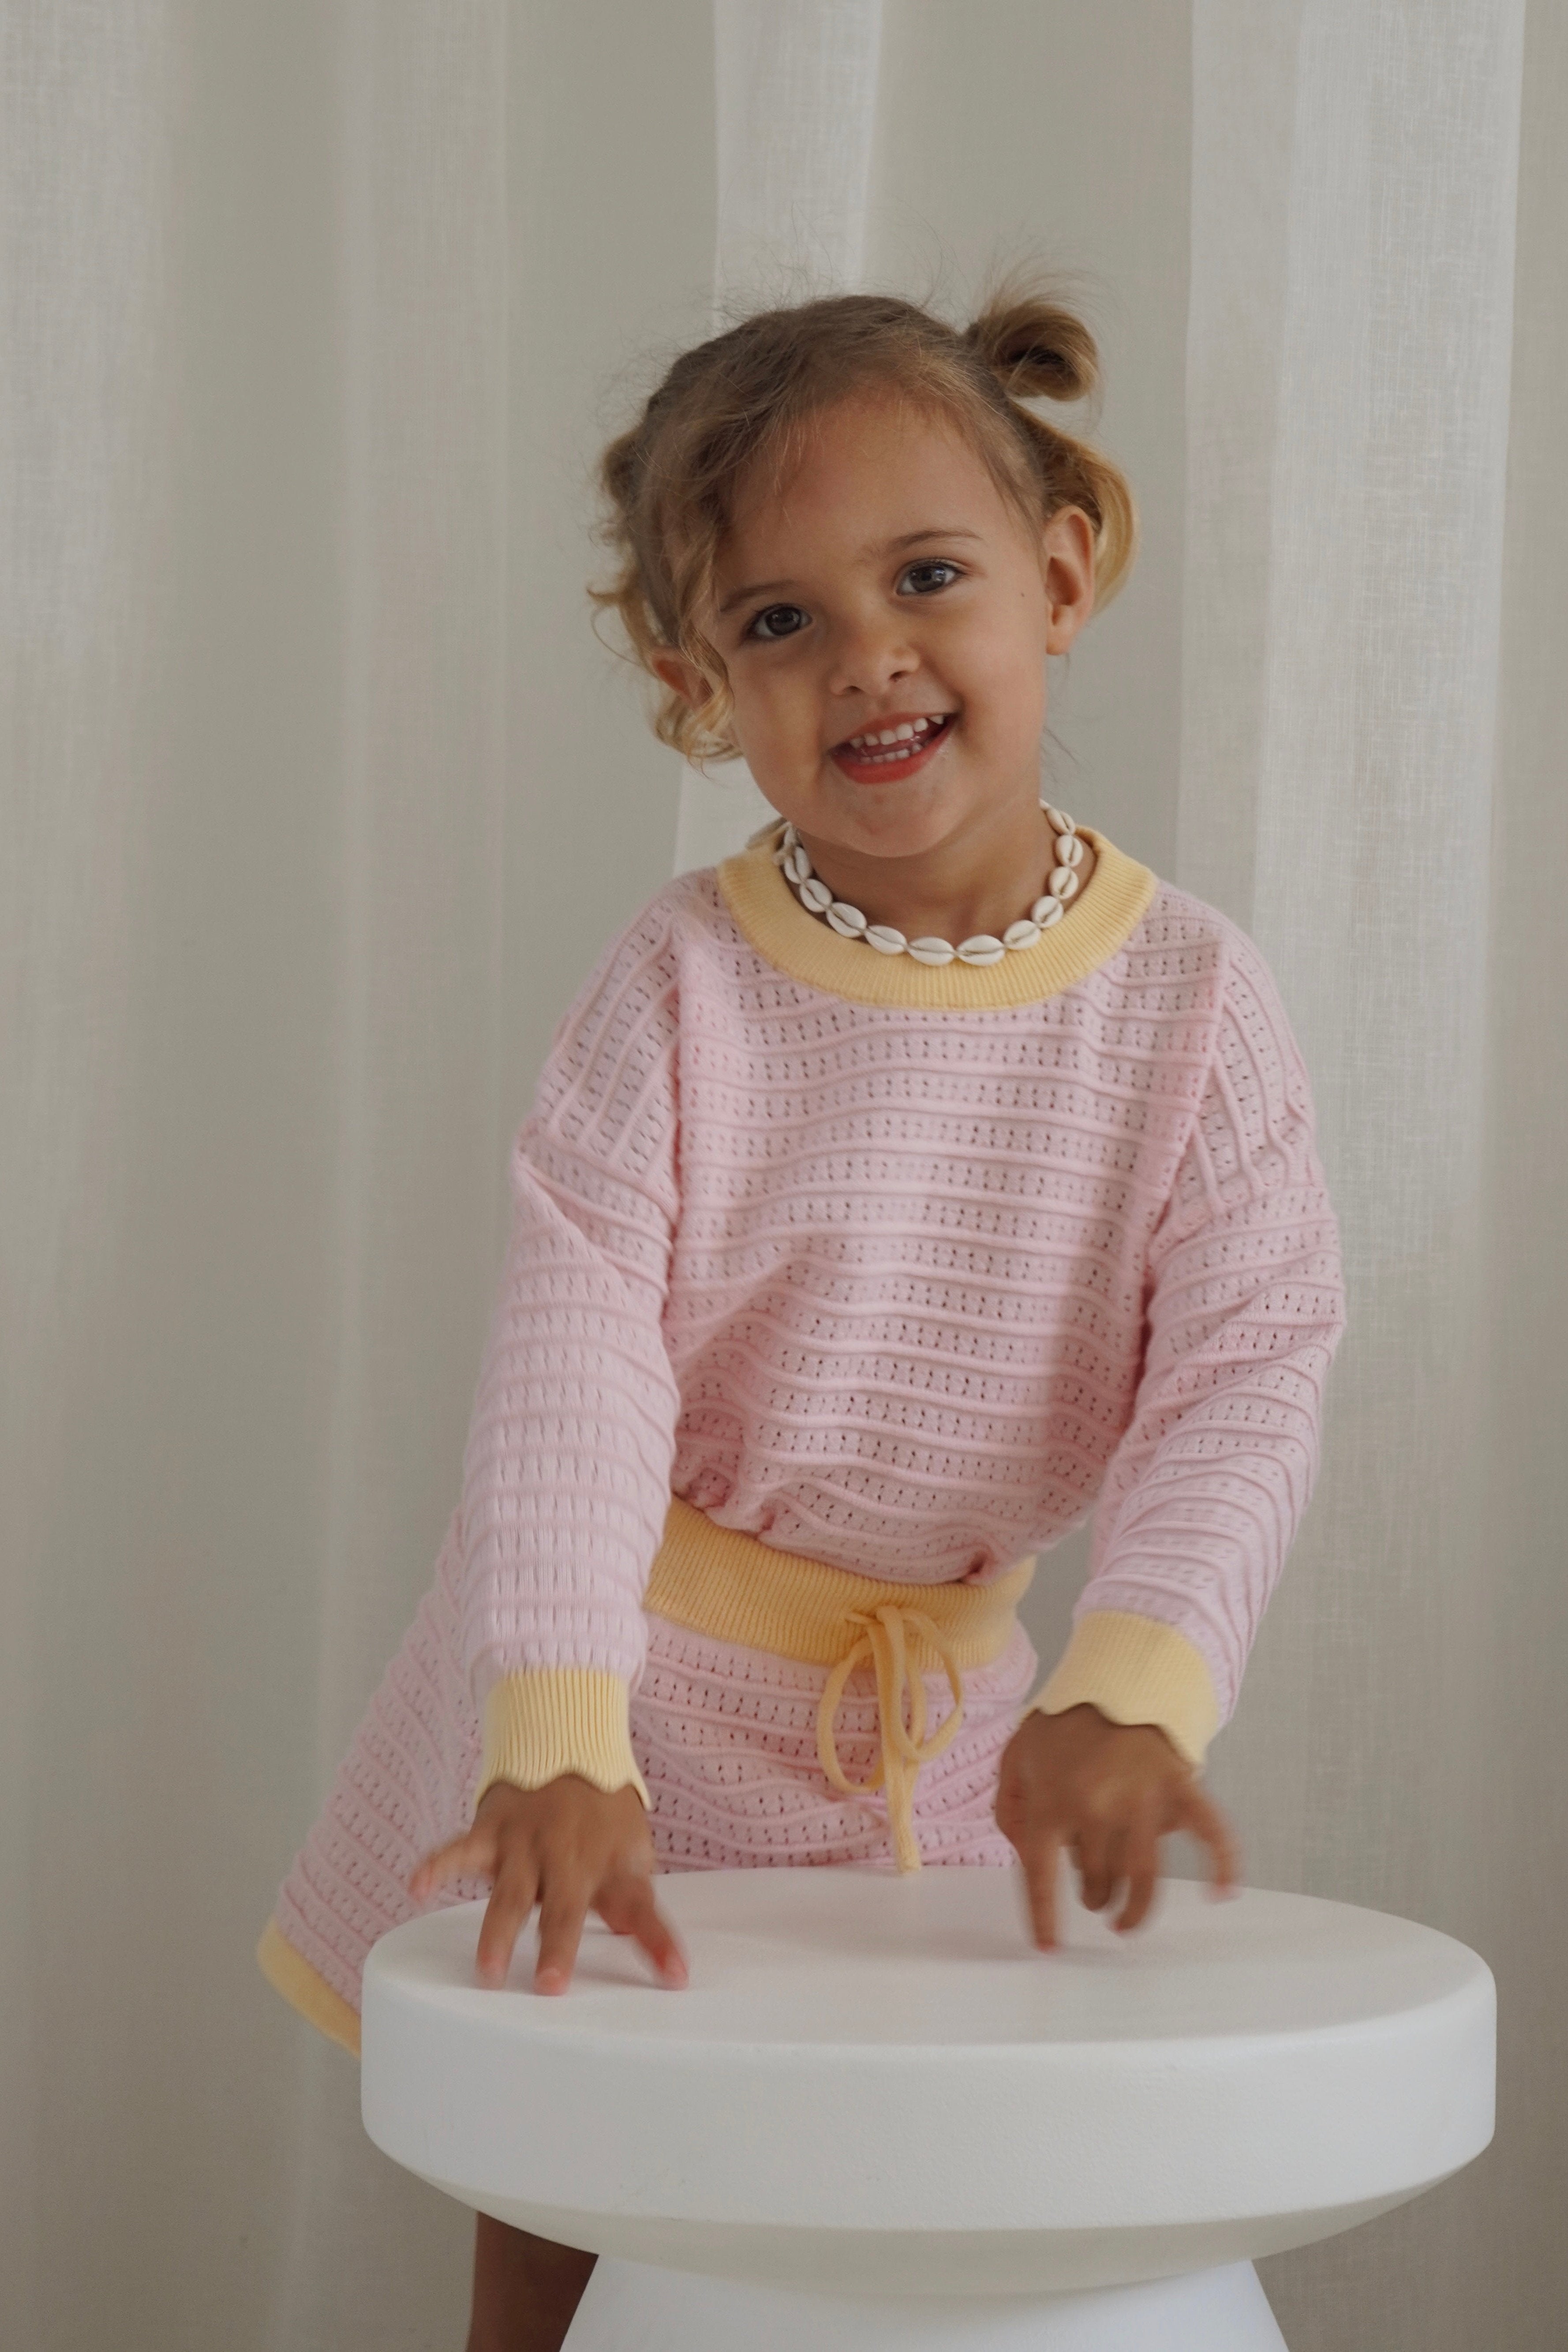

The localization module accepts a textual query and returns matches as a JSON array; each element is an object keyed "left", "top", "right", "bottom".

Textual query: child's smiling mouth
[{"left": 830, "top": 711, "right": 954, "bottom": 779}]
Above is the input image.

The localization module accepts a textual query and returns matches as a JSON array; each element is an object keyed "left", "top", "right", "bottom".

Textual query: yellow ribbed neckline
[{"left": 716, "top": 824, "right": 1157, "bottom": 1010}]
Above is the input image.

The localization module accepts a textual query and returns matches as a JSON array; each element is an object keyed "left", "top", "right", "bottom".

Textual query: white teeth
[{"left": 846, "top": 710, "right": 945, "bottom": 757}]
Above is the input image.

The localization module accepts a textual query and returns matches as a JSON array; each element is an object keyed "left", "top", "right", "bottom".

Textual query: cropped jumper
[{"left": 260, "top": 829, "right": 1345, "bottom": 2055}]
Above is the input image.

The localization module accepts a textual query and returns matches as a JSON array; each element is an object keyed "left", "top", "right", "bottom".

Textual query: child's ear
[
  {"left": 651, "top": 649, "right": 707, "bottom": 708},
  {"left": 1041, "top": 506, "right": 1096, "bottom": 657}
]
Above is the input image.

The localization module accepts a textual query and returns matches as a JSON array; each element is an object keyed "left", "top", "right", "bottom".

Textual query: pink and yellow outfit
[{"left": 259, "top": 829, "right": 1345, "bottom": 2055}]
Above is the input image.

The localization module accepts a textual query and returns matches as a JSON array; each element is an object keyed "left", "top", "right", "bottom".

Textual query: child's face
[{"left": 676, "top": 393, "right": 1093, "bottom": 868}]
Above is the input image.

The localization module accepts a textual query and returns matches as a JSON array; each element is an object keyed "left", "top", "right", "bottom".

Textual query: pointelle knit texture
[{"left": 264, "top": 829, "right": 1345, "bottom": 2044}]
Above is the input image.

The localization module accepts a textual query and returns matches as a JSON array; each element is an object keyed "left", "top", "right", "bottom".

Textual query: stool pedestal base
[{"left": 565, "top": 2256, "right": 1288, "bottom": 2350}]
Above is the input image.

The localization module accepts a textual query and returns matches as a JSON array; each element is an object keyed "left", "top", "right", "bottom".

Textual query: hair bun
[{"left": 965, "top": 291, "right": 1098, "bottom": 406}]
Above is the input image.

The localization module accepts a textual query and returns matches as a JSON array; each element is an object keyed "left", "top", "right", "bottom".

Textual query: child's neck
[{"left": 799, "top": 800, "right": 1096, "bottom": 947}]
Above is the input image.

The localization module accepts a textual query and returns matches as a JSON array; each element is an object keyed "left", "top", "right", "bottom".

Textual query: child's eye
[
  {"left": 898, "top": 559, "right": 963, "bottom": 596},
  {"left": 746, "top": 603, "right": 810, "bottom": 641}
]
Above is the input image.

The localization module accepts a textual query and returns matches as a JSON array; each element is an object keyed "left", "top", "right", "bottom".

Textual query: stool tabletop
[
  {"left": 361, "top": 1868, "right": 1494, "bottom": 2296},
  {"left": 370, "top": 1866, "right": 1481, "bottom": 2049}
]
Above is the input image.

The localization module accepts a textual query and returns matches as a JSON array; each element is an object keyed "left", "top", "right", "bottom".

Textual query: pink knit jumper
[{"left": 262, "top": 829, "right": 1345, "bottom": 2050}]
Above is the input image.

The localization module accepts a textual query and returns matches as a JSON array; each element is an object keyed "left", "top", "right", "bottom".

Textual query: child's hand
[
  {"left": 994, "top": 1703, "right": 1239, "bottom": 1949},
  {"left": 408, "top": 1777, "right": 689, "bottom": 1997}
]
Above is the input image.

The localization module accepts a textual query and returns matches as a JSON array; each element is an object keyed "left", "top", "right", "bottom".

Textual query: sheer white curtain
[
  {"left": 5, "top": 4, "right": 1566, "bottom": 2349},
  {"left": 3, "top": 4, "right": 696, "bottom": 2345}
]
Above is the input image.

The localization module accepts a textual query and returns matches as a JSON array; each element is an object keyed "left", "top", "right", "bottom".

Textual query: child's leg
[{"left": 467, "top": 2217, "right": 595, "bottom": 2352}]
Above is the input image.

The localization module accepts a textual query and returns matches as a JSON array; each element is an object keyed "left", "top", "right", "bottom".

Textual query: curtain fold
[
  {"left": 1181, "top": 6, "right": 1527, "bottom": 2344},
  {"left": 3, "top": 15, "right": 179, "bottom": 2336},
  {"left": 714, "top": 0, "right": 882, "bottom": 304},
  {"left": 673, "top": 0, "right": 884, "bottom": 875},
  {"left": 265, "top": 6, "right": 514, "bottom": 2340}
]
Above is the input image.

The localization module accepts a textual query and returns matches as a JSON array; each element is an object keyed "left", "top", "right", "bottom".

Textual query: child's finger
[
  {"left": 409, "top": 1826, "right": 493, "bottom": 1904},
  {"left": 474, "top": 1856, "right": 540, "bottom": 1987},
  {"left": 599, "top": 1876, "right": 689, "bottom": 1988},
  {"left": 1177, "top": 1781, "right": 1241, "bottom": 1894},
  {"left": 534, "top": 1881, "right": 592, "bottom": 1996},
  {"left": 1076, "top": 1822, "right": 1118, "bottom": 1911},
  {"left": 1072, "top": 1825, "right": 1109, "bottom": 1900},
  {"left": 1021, "top": 1825, "right": 1064, "bottom": 1950},
  {"left": 1114, "top": 1814, "right": 1161, "bottom": 1933}
]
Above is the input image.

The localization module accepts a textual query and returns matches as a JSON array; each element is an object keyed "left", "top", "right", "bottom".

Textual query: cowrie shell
[
  {"left": 826, "top": 901, "right": 868, "bottom": 936},
  {"left": 1029, "top": 895, "right": 1065, "bottom": 927},
  {"left": 799, "top": 876, "right": 833, "bottom": 912},
  {"left": 907, "top": 936, "right": 957, "bottom": 966},
  {"left": 864, "top": 925, "right": 908, "bottom": 954},
  {"left": 1047, "top": 866, "right": 1080, "bottom": 902},
  {"left": 957, "top": 935, "right": 1007, "bottom": 965}
]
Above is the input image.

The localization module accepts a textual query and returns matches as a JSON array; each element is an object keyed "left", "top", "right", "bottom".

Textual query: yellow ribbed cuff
[
  {"left": 257, "top": 1918, "right": 362, "bottom": 2058},
  {"left": 478, "top": 1668, "right": 650, "bottom": 1810},
  {"left": 1027, "top": 1611, "right": 1220, "bottom": 1769}
]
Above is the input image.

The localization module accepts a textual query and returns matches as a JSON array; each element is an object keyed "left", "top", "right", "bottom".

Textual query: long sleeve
[
  {"left": 459, "top": 905, "right": 682, "bottom": 1802},
  {"left": 1033, "top": 923, "right": 1346, "bottom": 1765}
]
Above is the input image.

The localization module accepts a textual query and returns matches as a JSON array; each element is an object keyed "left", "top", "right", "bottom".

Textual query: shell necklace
[{"left": 772, "top": 803, "right": 1086, "bottom": 968}]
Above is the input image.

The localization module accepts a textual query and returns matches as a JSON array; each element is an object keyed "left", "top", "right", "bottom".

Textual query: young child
[{"left": 260, "top": 282, "right": 1345, "bottom": 2348}]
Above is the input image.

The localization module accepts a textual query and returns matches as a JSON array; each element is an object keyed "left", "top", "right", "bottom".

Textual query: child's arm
[
  {"left": 1001, "top": 920, "right": 1344, "bottom": 1934},
  {"left": 417, "top": 901, "right": 688, "bottom": 1991}
]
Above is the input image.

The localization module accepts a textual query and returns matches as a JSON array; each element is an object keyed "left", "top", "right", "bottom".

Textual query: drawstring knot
[{"left": 815, "top": 1603, "right": 966, "bottom": 1873}]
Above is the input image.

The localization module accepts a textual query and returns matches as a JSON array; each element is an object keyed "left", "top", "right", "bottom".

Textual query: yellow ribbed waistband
[
  {"left": 645, "top": 1498, "right": 1034, "bottom": 1871},
  {"left": 645, "top": 1498, "right": 1033, "bottom": 1665}
]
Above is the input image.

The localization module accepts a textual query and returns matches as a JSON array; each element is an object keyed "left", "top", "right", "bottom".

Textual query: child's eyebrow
[
  {"left": 719, "top": 576, "right": 796, "bottom": 616},
  {"left": 882, "top": 527, "right": 984, "bottom": 553},
  {"left": 718, "top": 529, "right": 983, "bottom": 617}
]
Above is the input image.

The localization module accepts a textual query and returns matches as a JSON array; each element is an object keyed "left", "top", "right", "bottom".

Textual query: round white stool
[{"left": 361, "top": 1869, "right": 1494, "bottom": 2349}]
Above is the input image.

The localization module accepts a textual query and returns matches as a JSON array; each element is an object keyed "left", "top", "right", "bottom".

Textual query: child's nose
[{"left": 825, "top": 611, "right": 918, "bottom": 699}]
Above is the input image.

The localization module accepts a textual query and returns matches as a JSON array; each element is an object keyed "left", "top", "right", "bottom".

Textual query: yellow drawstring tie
[
  {"left": 816, "top": 1604, "right": 967, "bottom": 1874},
  {"left": 642, "top": 1497, "right": 1033, "bottom": 1876}
]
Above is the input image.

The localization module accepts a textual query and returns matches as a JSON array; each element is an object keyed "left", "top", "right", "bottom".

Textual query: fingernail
[{"left": 535, "top": 1967, "right": 566, "bottom": 1996}]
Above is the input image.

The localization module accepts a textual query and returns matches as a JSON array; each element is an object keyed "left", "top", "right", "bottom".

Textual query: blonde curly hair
[{"left": 591, "top": 277, "right": 1137, "bottom": 766}]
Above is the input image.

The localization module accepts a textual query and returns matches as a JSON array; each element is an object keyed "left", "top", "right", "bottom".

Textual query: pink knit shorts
[{"left": 271, "top": 1510, "right": 1035, "bottom": 2021}]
